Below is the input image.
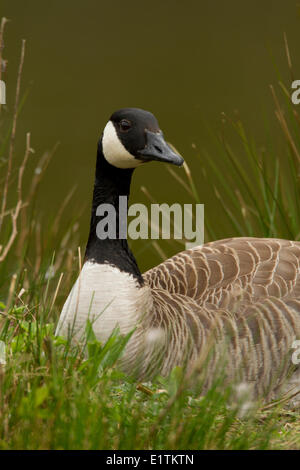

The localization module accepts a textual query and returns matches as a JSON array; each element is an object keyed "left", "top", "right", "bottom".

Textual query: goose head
[{"left": 101, "top": 108, "right": 184, "bottom": 169}]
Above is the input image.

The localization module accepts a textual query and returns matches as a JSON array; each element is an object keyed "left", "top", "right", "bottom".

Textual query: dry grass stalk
[
  {"left": 0, "top": 17, "right": 8, "bottom": 91},
  {"left": 0, "top": 39, "right": 26, "bottom": 233},
  {"left": 166, "top": 165, "right": 193, "bottom": 197},
  {"left": 16, "top": 143, "right": 59, "bottom": 256},
  {"left": 0, "top": 133, "right": 33, "bottom": 262},
  {"left": 270, "top": 84, "right": 300, "bottom": 164},
  {"left": 5, "top": 273, "right": 17, "bottom": 312},
  {"left": 283, "top": 32, "right": 293, "bottom": 81},
  {"left": 50, "top": 272, "right": 64, "bottom": 313}
]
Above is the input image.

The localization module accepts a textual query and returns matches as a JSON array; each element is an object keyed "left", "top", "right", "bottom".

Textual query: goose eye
[{"left": 119, "top": 119, "right": 132, "bottom": 132}]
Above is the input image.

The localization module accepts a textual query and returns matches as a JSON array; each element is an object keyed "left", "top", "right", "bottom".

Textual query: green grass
[
  {"left": 0, "top": 23, "right": 299, "bottom": 450},
  {"left": 0, "top": 306, "right": 298, "bottom": 450}
]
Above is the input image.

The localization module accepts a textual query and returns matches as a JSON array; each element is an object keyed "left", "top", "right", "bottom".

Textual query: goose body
[{"left": 56, "top": 108, "right": 300, "bottom": 403}]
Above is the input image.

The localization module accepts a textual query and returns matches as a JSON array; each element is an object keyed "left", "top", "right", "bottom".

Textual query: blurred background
[
  {"left": 1, "top": 0, "right": 300, "bottom": 274},
  {"left": 1, "top": 1, "right": 300, "bottom": 450}
]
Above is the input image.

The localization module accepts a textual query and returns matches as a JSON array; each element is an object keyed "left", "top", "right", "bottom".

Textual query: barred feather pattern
[{"left": 138, "top": 237, "right": 300, "bottom": 401}]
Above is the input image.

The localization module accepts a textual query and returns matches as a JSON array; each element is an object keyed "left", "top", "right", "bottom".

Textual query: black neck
[{"left": 84, "top": 139, "right": 144, "bottom": 285}]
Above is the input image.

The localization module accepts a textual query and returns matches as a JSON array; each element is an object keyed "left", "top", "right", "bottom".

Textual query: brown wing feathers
[
  {"left": 143, "top": 238, "right": 300, "bottom": 399},
  {"left": 145, "top": 238, "right": 300, "bottom": 302}
]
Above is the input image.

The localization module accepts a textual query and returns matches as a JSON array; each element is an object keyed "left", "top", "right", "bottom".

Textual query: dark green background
[{"left": 1, "top": 0, "right": 300, "bottom": 271}]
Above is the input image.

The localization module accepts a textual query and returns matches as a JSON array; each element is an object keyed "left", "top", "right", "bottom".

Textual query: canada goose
[{"left": 56, "top": 108, "right": 300, "bottom": 404}]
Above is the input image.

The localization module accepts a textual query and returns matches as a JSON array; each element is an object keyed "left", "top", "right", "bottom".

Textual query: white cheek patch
[{"left": 102, "top": 121, "right": 143, "bottom": 169}]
